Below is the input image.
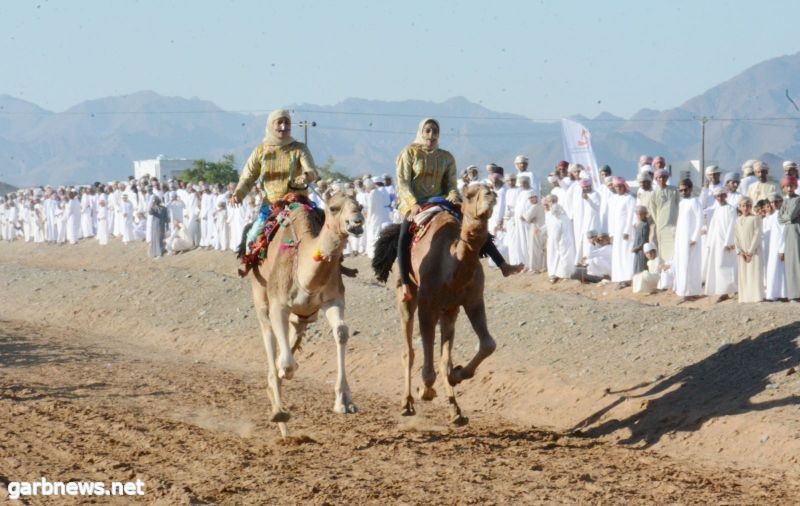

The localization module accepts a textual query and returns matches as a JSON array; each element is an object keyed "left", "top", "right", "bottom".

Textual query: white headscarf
[
  {"left": 264, "top": 109, "right": 296, "bottom": 147},
  {"left": 413, "top": 117, "right": 440, "bottom": 152}
]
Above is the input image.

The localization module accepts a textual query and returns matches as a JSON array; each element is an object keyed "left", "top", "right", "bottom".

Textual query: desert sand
[{"left": 2, "top": 239, "right": 800, "bottom": 504}]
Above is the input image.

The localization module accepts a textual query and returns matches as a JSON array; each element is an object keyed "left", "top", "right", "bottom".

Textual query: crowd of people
[
  {"left": 3, "top": 110, "right": 799, "bottom": 305},
  {"left": 0, "top": 175, "right": 401, "bottom": 259},
  {"left": 473, "top": 155, "right": 800, "bottom": 304}
]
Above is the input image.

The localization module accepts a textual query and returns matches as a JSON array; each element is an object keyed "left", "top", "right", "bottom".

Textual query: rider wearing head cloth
[
  {"left": 396, "top": 118, "right": 521, "bottom": 301},
  {"left": 232, "top": 109, "right": 318, "bottom": 205}
]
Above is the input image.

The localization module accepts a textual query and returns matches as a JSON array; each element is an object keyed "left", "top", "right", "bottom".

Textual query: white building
[{"left": 133, "top": 155, "right": 195, "bottom": 181}]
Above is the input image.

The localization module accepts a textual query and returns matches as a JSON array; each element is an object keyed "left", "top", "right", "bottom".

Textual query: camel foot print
[
  {"left": 270, "top": 410, "right": 291, "bottom": 423},
  {"left": 450, "top": 414, "right": 469, "bottom": 426},
  {"left": 418, "top": 385, "right": 437, "bottom": 401}
]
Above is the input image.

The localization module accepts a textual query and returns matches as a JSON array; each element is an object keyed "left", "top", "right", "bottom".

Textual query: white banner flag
[{"left": 561, "top": 118, "right": 601, "bottom": 189}]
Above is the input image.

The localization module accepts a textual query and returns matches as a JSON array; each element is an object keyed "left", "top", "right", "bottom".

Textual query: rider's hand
[{"left": 408, "top": 204, "right": 422, "bottom": 218}]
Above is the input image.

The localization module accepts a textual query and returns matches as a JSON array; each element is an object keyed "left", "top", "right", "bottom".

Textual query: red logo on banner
[{"left": 576, "top": 129, "right": 590, "bottom": 147}]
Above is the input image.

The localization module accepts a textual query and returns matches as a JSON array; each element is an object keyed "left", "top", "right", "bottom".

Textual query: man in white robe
[
  {"left": 365, "top": 177, "right": 392, "bottom": 259},
  {"left": 704, "top": 188, "right": 738, "bottom": 301},
  {"left": 96, "top": 194, "right": 109, "bottom": 245},
  {"left": 506, "top": 174, "right": 533, "bottom": 266},
  {"left": 112, "top": 183, "right": 126, "bottom": 237},
  {"left": 66, "top": 191, "right": 81, "bottom": 244},
  {"left": 43, "top": 189, "right": 58, "bottom": 242},
  {"left": 121, "top": 194, "right": 134, "bottom": 244},
  {"left": 80, "top": 188, "right": 94, "bottom": 238},
  {"left": 585, "top": 232, "right": 612, "bottom": 279},
  {"left": 544, "top": 195, "right": 575, "bottom": 282},
  {"left": 608, "top": 177, "right": 636, "bottom": 288},
  {"left": 673, "top": 179, "right": 704, "bottom": 301},
  {"left": 573, "top": 178, "right": 602, "bottom": 264},
  {"left": 522, "top": 193, "right": 547, "bottom": 273},
  {"left": 765, "top": 192, "right": 787, "bottom": 301}
]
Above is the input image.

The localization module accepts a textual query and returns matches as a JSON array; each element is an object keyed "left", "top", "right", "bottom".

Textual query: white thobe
[
  {"left": 366, "top": 188, "right": 391, "bottom": 258},
  {"left": 573, "top": 191, "right": 602, "bottom": 264},
  {"left": 121, "top": 201, "right": 134, "bottom": 243},
  {"left": 704, "top": 204, "right": 737, "bottom": 295},
  {"left": 765, "top": 212, "right": 787, "bottom": 300},
  {"left": 545, "top": 206, "right": 575, "bottom": 279},
  {"left": 66, "top": 198, "right": 81, "bottom": 244},
  {"left": 673, "top": 197, "right": 704, "bottom": 296},
  {"left": 608, "top": 193, "right": 636, "bottom": 282},
  {"left": 507, "top": 192, "right": 533, "bottom": 266},
  {"left": 96, "top": 200, "right": 109, "bottom": 245},
  {"left": 80, "top": 193, "right": 94, "bottom": 237}
]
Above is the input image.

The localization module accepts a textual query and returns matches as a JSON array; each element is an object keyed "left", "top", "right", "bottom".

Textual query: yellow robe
[
  {"left": 234, "top": 141, "right": 316, "bottom": 204},
  {"left": 395, "top": 144, "right": 458, "bottom": 215}
]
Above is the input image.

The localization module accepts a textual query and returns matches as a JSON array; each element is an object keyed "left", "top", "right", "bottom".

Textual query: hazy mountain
[{"left": 3, "top": 51, "right": 800, "bottom": 187}]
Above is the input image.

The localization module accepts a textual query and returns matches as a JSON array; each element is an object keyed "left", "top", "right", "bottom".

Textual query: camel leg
[
  {"left": 290, "top": 321, "right": 306, "bottom": 353},
  {"left": 398, "top": 286, "right": 417, "bottom": 416},
  {"left": 440, "top": 309, "right": 468, "bottom": 426},
  {"left": 269, "top": 305, "right": 298, "bottom": 380},
  {"left": 323, "top": 301, "right": 358, "bottom": 414},
  {"left": 417, "top": 302, "right": 438, "bottom": 401},
  {"left": 251, "top": 281, "right": 290, "bottom": 426},
  {"left": 449, "top": 301, "right": 496, "bottom": 387}
]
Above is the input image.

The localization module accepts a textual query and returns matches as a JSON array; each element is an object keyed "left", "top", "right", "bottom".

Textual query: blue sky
[{"left": 1, "top": 0, "right": 798, "bottom": 118}]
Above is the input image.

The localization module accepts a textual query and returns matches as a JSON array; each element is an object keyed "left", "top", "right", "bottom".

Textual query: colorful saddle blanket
[{"left": 238, "top": 193, "right": 319, "bottom": 277}]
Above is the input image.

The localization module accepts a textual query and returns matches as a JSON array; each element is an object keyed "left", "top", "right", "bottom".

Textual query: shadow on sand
[{"left": 572, "top": 321, "right": 800, "bottom": 447}]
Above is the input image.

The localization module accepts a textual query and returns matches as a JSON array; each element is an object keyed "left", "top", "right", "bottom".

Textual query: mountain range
[{"left": 3, "top": 51, "right": 800, "bottom": 188}]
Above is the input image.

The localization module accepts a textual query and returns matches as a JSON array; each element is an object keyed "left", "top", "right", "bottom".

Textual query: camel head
[
  {"left": 460, "top": 183, "right": 497, "bottom": 221},
  {"left": 325, "top": 191, "right": 365, "bottom": 237}
]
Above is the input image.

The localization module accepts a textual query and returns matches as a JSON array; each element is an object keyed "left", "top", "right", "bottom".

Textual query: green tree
[
  {"left": 180, "top": 153, "right": 239, "bottom": 184},
  {"left": 316, "top": 156, "right": 352, "bottom": 182}
]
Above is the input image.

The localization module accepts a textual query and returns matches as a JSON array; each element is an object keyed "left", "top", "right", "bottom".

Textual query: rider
[
  {"left": 396, "top": 118, "right": 522, "bottom": 301},
  {"left": 231, "top": 109, "right": 317, "bottom": 206}
]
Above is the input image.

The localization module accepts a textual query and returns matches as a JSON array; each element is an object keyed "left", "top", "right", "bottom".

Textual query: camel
[
  {"left": 246, "top": 191, "right": 364, "bottom": 437},
  {"left": 372, "top": 183, "right": 499, "bottom": 425}
]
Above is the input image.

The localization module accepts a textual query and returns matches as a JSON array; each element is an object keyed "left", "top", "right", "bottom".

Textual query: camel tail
[
  {"left": 478, "top": 233, "right": 496, "bottom": 259},
  {"left": 371, "top": 224, "right": 401, "bottom": 283},
  {"left": 236, "top": 222, "right": 253, "bottom": 259}
]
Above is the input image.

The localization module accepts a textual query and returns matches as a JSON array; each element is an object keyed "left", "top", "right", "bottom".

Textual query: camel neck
[
  {"left": 454, "top": 214, "right": 488, "bottom": 262},
  {"left": 297, "top": 220, "right": 347, "bottom": 291}
]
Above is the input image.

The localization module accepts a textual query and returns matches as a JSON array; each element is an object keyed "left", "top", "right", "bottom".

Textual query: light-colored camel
[
  {"left": 247, "top": 192, "right": 364, "bottom": 436},
  {"left": 397, "top": 184, "right": 498, "bottom": 425}
]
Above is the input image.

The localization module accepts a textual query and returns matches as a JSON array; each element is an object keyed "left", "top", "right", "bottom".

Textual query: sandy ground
[{"left": 1, "top": 239, "right": 800, "bottom": 503}]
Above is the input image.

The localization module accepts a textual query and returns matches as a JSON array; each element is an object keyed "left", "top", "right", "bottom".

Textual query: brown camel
[
  {"left": 373, "top": 183, "right": 499, "bottom": 425},
  {"left": 247, "top": 192, "right": 364, "bottom": 437}
]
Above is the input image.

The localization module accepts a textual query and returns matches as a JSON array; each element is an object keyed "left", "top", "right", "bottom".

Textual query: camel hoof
[
  {"left": 400, "top": 405, "right": 416, "bottom": 417},
  {"left": 450, "top": 414, "right": 469, "bottom": 426},
  {"left": 347, "top": 402, "right": 359, "bottom": 414},
  {"left": 271, "top": 410, "right": 291, "bottom": 423},
  {"left": 448, "top": 366, "right": 464, "bottom": 386},
  {"left": 418, "top": 385, "right": 437, "bottom": 401},
  {"left": 277, "top": 360, "right": 298, "bottom": 380}
]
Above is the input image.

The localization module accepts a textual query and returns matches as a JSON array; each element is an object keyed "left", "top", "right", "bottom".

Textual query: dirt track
[{"left": 2, "top": 240, "right": 800, "bottom": 503}]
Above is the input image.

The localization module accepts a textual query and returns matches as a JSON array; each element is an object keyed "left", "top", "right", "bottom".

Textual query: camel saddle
[
  {"left": 238, "top": 193, "right": 320, "bottom": 277},
  {"left": 409, "top": 197, "right": 461, "bottom": 245}
]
